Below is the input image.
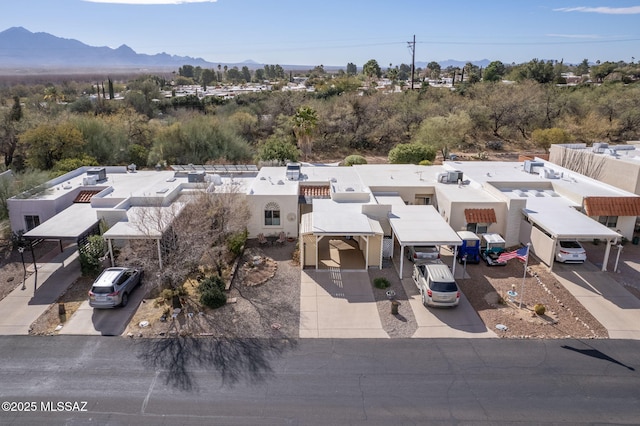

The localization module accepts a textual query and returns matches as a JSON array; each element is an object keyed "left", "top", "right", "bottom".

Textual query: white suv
[{"left": 88, "top": 267, "right": 143, "bottom": 308}]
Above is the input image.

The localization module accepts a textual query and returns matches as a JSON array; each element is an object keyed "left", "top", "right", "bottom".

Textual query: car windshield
[
  {"left": 560, "top": 241, "right": 582, "bottom": 249},
  {"left": 92, "top": 286, "right": 114, "bottom": 294},
  {"left": 431, "top": 281, "right": 458, "bottom": 292}
]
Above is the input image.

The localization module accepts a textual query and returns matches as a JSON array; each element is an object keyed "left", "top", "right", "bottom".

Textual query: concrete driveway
[
  {"left": 300, "top": 269, "right": 388, "bottom": 338},
  {"left": 59, "top": 284, "right": 145, "bottom": 336},
  {"left": 552, "top": 261, "right": 640, "bottom": 339},
  {"left": 400, "top": 276, "right": 497, "bottom": 338}
]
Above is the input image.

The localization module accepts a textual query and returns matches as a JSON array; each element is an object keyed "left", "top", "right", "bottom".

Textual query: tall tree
[
  {"left": 346, "top": 62, "right": 357, "bottom": 76},
  {"left": 483, "top": 61, "right": 505, "bottom": 82},
  {"left": 0, "top": 96, "right": 23, "bottom": 166},
  {"left": 292, "top": 106, "right": 318, "bottom": 161},
  {"left": 426, "top": 61, "right": 441, "bottom": 80},
  {"left": 363, "top": 59, "right": 382, "bottom": 79}
]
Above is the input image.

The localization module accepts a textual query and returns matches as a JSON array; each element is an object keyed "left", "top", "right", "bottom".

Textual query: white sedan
[{"left": 555, "top": 240, "right": 587, "bottom": 263}]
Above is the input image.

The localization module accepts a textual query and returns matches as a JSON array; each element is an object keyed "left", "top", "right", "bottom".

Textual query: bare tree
[
  {"left": 554, "top": 145, "right": 606, "bottom": 181},
  {"left": 121, "top": 183, "right": 250, "bottom": 293}
]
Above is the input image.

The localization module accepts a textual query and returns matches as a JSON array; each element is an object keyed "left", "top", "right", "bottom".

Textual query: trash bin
[
  {"left": 632, "top": 236, "right": 639, "bottom": 245},
  {"left": 391, "top": 300, "right": 400, "bottom": 315}
]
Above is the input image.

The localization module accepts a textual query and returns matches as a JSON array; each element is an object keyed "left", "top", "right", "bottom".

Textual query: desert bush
[
  {"left": 486, "top": 140, "right": 503, "bottom": 150},
  {"left": 79, "top": 235, "right": 107, "bottom": 277},
  {"left": 534, "top": 303, "right": 546, "bottom": 315},
  {"left": 198, "top": 275, "right": 227, "bottom": 309},
  {"left": 227, "top": 229, "right": 248, "bottom": 258},
  {"left": 343, "top": 154, "right": 367, "bottom": 166},
  {"left": 388, "top": 143, "right": 436, "bottom": 164},
  {"left": 373, "top": 277, "right": 391, "bottom": 289}
]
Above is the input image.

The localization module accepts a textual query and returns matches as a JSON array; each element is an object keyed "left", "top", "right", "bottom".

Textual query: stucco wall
[{"left": 246, "top": 194, "right": 299, "bottom": 238}]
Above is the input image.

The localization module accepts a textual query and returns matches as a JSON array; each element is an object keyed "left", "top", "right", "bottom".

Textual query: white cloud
[
  {"left": 83, "top": 0, "right": 217, "bottom": 4},
  {"left": 554, "top": 6, "right": 640, "bottom": 15},
  {"left": 545, "top": 33, "right": 601, "bottom": 39}
]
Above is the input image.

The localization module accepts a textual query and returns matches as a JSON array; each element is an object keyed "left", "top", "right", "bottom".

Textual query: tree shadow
[{"left": 137, "top": 335, "right": 298, "bottom": 392}]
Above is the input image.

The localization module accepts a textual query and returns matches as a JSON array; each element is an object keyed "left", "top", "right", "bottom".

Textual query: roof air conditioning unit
[
  {"left": 286, "top": 162, "right": 301, "bottom": 181},
  {"left": 188, "top": 171, "right": 205, "bottom": 183},
  {"left": 87, "top": 167, "right": 107, "bottom": 182}
]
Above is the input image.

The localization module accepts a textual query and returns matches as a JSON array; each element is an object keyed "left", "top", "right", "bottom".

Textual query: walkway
[{"left": 0, "top": 245, "right": 80, "bottom": 335}]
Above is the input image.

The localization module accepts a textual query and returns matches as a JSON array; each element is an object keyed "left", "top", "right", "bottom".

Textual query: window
[
  {"left": 415, "top": 196, "right": 431, "bottom": 205},
  {"left": 24, "top": 215, "right": 40, "bottom": 231},
  {"left": 466, "top": 223, "right": 488, "bottom": 234},
  {"left": 264, "top": 202, "right": 281, "bottom": 226},
  {"left": 598, "top": 216, "right": 618, "bottom": 228}
]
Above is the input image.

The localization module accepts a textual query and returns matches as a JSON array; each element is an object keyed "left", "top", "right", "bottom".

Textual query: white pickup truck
[{"left": 412, "top": 263, "right": 460, "bottom": 307}]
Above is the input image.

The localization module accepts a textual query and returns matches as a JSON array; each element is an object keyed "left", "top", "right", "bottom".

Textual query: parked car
[
  {"left": 412, "top": 263, "right": 460, "bottom": 307},
  {"left": 480, "top": 233, "right": 508, "bottom": 266},
  {"left": 88, "top": 267, "right": 143, "bottom": 308},
  {"left": 555, "top": 240, "right": 586, "bottom": 263},
  {"left": 406, "top": 245, "right": 440, "bottom": 263}
]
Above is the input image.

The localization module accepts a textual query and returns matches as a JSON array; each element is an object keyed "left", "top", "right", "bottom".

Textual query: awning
[
  {"left": 464, "top": 208, "right": 496, "bottom": 223},
  {"left": 583, "top": 196, "right": 640, "bottom": 217},
  {"left": 23, "top": 204, "right": 99, "bottom": 240},
  {"left": 522, "top": 206, "right": 620, "bottom": 240}
]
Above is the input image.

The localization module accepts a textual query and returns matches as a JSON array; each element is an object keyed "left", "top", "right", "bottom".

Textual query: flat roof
[
  {"left": 103, "top": 204, "right": 186, "bottom": 239},
  {"left": 354, "top": 164, "right": 448, "bottom": 188},
  {"left": 249, "top": 165, "right": 363, "bottom": 196},
  {"left": 308, "top": 199, "right": 380, "bottom": 235},
  {"left": 389, "top": 205, "right": 462, "bottom": 246},
  {"left": 24, "top": 204, "right": 98, "bottom": 239},
  {"left": 523, "top": 197, "right": 620, "bottom": 240},
  {"left": 445, "top": 160, "right": 636, "bottom": 198}
]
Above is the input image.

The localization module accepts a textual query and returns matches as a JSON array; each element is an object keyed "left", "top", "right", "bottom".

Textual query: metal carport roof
[
  {"left": 388, "top": 204, "right": 462, "bottom": 278},
  {"left": 23, "top": 204, "right": 98, "bottom": 240}
]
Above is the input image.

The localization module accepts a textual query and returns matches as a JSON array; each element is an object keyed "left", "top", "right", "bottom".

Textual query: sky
[{"left": 1, "top": 0, "right": 639, "bottom": 67}]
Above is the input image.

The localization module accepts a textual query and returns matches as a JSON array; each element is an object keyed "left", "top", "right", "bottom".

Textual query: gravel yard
[{"left": 0, "top": 237, "right": 623, "bottom": 340}]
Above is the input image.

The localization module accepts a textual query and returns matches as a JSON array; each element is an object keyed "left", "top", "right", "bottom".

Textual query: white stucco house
[{"left": 8, "top": 159, "right": 639, "bottom": 274}]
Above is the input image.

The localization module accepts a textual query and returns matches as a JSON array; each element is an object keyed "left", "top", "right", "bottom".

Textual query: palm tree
[{"left": 292, "top": 106, "right": 318, "bottom": 161}]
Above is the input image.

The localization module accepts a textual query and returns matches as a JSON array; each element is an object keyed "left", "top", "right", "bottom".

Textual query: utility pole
[{"left": 407, "top": 35, "right": 416, "bottom": 90}]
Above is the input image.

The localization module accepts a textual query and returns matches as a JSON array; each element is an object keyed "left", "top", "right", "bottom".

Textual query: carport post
[
  {"left": 451, "top": 245, "right": 458, "bottom": 277},
  {"left": 107, "top": 239, "right": 115, "bottom": 267},
  {"left": 614, "top": 244, "right": 623, "bottom": 272},
  {"left": 365, "top": 235, "right": 369, "bottom": 269},
  {"left": 602, "top": 239, "right": 612, "bottom": 272},
  {"left": 399, "top": 245, "right": 405, "bottom": 279}
]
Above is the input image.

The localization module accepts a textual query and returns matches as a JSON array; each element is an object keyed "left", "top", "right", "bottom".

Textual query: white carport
[
  {"left": 522, "top": 205, "right": 621, "bottom": 271},
  {"left": 23, "top": 203, "right": 99, "bottom": 241},
  {"left": 300, "top": 200, "right": 384, "bottom": 270},
  {"left": 102, "top": 204, "right": 185, "bottom": 269},
  {"left": 388, "top": 205, "right": 462, "bottom": 278}
]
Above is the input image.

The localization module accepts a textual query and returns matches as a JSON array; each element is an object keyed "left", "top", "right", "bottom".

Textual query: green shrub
[
  {"left": 534, "top": 303, "right": 546, "bottom": 315},
  {"left": 373, "top": 277, "right": 391, "bottom": 289},
  {"left": 227, "top": 229, "right": 248, "bottom": 258},
  {"left": 388, "top": 143, "right": 436, "bottom": 164},
  {"left": 79, "top": 235, "right": 107, "bottom": 277},
  {"left": 198, "top": 275, "right": 227, "bottom": 309},
  {"left": 343, "top": 154, "right": 367, "bottom": 166},
  {"left": 418, "top": 160, "right": 432, "bottom": 166}
]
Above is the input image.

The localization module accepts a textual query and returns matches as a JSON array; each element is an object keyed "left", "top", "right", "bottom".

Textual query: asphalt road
[{"left": 1, "top": 336, "right": 639, "bottom": 425}]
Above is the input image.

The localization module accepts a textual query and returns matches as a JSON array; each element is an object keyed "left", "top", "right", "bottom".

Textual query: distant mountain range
[{"left": 0, "top": 27, "right": 491, "bottom": 72}]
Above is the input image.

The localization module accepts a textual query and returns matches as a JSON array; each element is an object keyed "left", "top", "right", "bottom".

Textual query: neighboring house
[
  {"left": 9, "top": 159, "right": 639, "bottom": 274},
  {"left": 549, "top": 143, "right": 640, "bottom": 196}
]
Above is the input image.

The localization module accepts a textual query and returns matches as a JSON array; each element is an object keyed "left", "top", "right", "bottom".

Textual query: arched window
[{"left": 264, "top": 202, "right": 281, "bottom": 226}]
